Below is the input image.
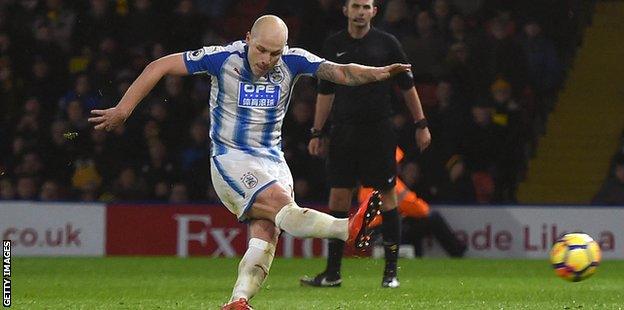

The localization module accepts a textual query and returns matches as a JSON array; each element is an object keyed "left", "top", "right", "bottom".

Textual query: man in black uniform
[{"left": 300, "top": 0, "right": 431, "bottom": 288}]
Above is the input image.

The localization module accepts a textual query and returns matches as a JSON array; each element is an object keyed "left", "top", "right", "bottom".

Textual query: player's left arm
[{"left": 315, "top": 61, "right": 411, "bottom": 86}]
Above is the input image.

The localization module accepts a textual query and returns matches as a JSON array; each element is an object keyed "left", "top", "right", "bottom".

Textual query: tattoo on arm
[
  {"left": 316, "top": 62, "right": 341, "bottom": 83},
  {"left": 342, "top": 65, "right": 370, "bottom": 85},
  {"left": 316, "top": 62, "right": 377, "bottom": 86}
]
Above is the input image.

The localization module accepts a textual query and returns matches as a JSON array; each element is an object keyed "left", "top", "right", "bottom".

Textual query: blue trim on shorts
[
  {"left": 212, "top": 157, "right": 246, "bottom": 198},
  {"left": 239, "top": 179, "right": 278, "bottom": 221}
]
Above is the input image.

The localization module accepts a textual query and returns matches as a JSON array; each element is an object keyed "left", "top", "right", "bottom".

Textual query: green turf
[{"left": 11, "top": 257, "right": 624, "bottom": 309}]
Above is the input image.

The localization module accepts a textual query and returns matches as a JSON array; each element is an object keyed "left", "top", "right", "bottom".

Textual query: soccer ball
[{"left": 550, "top": 233, "right": 601, "bottom": 282}]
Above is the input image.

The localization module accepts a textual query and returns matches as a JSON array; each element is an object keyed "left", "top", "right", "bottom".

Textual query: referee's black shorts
[{"left": 327, "top": 118, "right": 397, "bottom": 191}]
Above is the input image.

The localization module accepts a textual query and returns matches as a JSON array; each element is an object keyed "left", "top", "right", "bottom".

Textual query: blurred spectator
[
  {"left": 0, "top": 179, "right": 16, "bottom": 200},
  {"left": 140, "top": 140, "right": 176, "bottom": 195},
  {"left": 378, "top": 0, "right": 413, "bottom": 41},
  {"left": 475, "top": 16, "right": 528, "bottom": 93},
  {"left": 25, "top": 57, "right": 63, "bottom": 108},
  {"left": 519, "top": 20, "right": 562, "bottom": 95},
  {"left": 65, "top": 100, "right": 89, "bottom": 132},
  {"left": 153, "top": 181, "right": 170, "bottom": 201},
  {"left": 71, "top": 159, "right": 103, "bottom": 195},
  {"left": 518, "top": 19, "right": 562, "bottom": 131},
  {"left": 16, "top": 176, "right": 38, "bottom": 200},
  {"left": 402, "top": 11, "right": 446, "bottom": 80},
  {"left": 40, "top": 180, "right": 61, "bottom": 201},
  {"left": 446, "top": 14, "right": 478, "bottom": 52},
  {"left": 399, "top": 160, "right": 434, "bottom": 201},
  {"left": 426, "top": 80, "right": 467, "bottom": 161},
  {"left": 297, "top": 0, "right": 343, "bottom": 54},
  {"left": 112, "top": 167, "right": 146, "bottom": 201},
  {"left": 43, "top": 120, "right": 73, "bottom": 183},
  {"left": 0, "top": 55, "right": 24, "bottom": 122},
  {"left": 181, "top": 120, "right": 210, "bottom": 199},
  {"left": 167, "top": 0, "right": 203, "bottom": 51},
  {"left": 14, "top": 151, "right": 45, "bottom": 178},
  {"left": 431, "top": 0, "right": 453, "bottom": 38},
  {"left": 124, "top": 0, "right": 163, "bottom": 47},
  {"left": 434, "top": 155, "right": 476, "bottom": 204},
  {"left": 60, "top": 74, "right": 101, "bottom": 112},
  {"left": 489, "top": 78, "right": 529, "bottom": 202},
  {"left": 592, "top": 156, "right": 624, "bottom": 205},
  {"left": 169, "top": 182, "right": 189, "bottom": 203},
  {"left": 443, "top": 42, "right": 480, "bottom": 102},
  {"left": 74, "top": 0, "right": 119, "bottom": 49},
  {"left": 459, "top": 102, "right": 505, "bottom": 187},
  {"left": 41, "top": 0, "right": 76, "bottom": 52}
]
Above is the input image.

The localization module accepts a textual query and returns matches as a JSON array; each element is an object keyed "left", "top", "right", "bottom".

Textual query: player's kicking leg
[
  {"left": 247, "top": 183, "right": 380, "bottom": 250},
  {"left": 300, "top": 191, "right": 383, "bottom": 287}
]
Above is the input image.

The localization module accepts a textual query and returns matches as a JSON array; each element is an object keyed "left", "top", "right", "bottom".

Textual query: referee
[{"left": 300, "top": 0, "right": 431, "bottom": 288}]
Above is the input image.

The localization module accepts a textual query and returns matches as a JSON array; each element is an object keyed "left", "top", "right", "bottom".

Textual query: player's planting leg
[
  {"left": 380, "top": 188, "right": 400, "bottom": 288},
  {"left": 224, "top": 220, "right": 278, "bottom": 309}
]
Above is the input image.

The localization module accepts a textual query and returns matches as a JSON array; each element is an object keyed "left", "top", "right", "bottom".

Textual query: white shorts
[{"left": 210, "top": 149, "right": 294, "bottom": 221}]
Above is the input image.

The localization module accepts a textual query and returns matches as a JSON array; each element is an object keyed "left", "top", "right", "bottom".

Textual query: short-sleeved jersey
[
  {"left": 318, "top": 27, "right": 413, "bottom": 124},
  {"left": 184, "top": 41, "right": 324, "bottom": 162}
]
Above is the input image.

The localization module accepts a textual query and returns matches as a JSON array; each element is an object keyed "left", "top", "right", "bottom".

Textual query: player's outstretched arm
[
  {"left": 316, "top": 61, "right": 411, "bottom": 86},
  {"left": 89, "top": 53, "right": 188, "bottom": 131}
]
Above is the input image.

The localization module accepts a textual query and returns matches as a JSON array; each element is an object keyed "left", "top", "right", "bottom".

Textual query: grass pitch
[{"left": 12, "top": 257, "right": 624, "bottom": 309}]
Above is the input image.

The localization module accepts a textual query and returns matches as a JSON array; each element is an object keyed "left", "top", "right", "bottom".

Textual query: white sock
[
  {"left": 230, "top": 238, "right": 276, "bottom": 302},
  {"left": 274, "top": 202, "right": 348, "bottom": 241}
]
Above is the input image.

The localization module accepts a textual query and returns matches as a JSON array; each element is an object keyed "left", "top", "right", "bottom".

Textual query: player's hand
[
  {"left": 88, "top": 107, "right": 129, "bottom": 131},
  {"left": 415, "top": 127, "right": 431, "bottom": 152},
  {"left": 308, "top": 137, "right": 325, "bottom": 157},
  {"left": 376, "top": 64, "right": 411, "bottom": 81}
]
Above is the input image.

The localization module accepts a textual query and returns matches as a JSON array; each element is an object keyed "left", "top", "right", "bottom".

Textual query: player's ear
[
  {"left": 372, "top": 6, "right": 378, "bottom": 17},
  {"left": 342, "top": 4, "right": 348, "bottom": 17},
  {"left": 245, "top": 32, "right": 251, "bottom": 45}
]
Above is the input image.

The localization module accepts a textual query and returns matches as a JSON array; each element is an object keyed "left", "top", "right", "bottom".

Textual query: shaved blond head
[{"left": 250, "top": 15, "right": 288, "bottom": 46}]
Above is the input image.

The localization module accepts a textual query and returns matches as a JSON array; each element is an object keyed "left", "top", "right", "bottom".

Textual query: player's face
[
  {"left": 246, "top": 33, "right": 284, "bottom": 77},
  {"left": 344, "top": 0, "right": 377, "bottom": 28}
]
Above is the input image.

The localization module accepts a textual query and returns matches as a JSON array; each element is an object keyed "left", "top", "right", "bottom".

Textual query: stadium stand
[{"left": 0, "top": 0, "right": 594, "bottom": 204}]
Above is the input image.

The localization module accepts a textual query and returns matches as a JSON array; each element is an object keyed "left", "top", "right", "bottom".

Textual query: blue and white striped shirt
[{"left": 184, "top": 41, "right": 324, "bottom": 162}]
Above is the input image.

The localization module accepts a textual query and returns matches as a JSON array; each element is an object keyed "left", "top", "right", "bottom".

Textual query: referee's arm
[
  {"left": 402, "top": 86, "right": 431, "bottom": 151},
  {"left": 387, "top": 34, "right": 431, "bottom": 151}
]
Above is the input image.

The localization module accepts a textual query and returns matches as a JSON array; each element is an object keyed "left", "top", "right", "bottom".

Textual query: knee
[
  {"left": 250, "top": 219, "right": 280, "bottom": 243},
  {"left": 257, "top": 184, "right": 293, "bottom": 210}
]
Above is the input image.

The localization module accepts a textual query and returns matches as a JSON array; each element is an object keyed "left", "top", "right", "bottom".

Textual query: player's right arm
[{"left": 89, "top": 53, "right": 188, "bottom": 131}]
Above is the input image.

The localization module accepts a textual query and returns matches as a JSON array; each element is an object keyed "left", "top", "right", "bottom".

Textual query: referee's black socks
[
  {"left": 381, "top": 207, "right": 401, "bottom": 275},
  {"left": 326, "top": 210, "right": 349, "bottom": 276}
]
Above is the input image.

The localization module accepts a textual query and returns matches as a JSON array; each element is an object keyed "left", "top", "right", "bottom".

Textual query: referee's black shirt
[{"left": 318, "top": 27, "right": 414, "bottom": 124}]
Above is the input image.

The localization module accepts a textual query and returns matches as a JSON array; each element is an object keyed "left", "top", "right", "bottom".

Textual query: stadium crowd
[{"left": 0, "top": 0, "right": 592, "bottom": 204}]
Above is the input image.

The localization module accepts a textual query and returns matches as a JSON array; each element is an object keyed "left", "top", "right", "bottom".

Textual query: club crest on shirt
[
  {"left": 241, "top": 172, "right": 258, "bottom": 189},
  {"left": 268, "top": 65, "right": 284, "bottom": 84},
  {"left": 187, "top": 48, "right": 205, "bottom": 61}
]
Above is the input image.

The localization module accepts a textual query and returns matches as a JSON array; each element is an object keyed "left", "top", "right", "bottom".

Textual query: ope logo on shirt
[{"left": 238, "top": 83, "right": 281, "bottom": 108}]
